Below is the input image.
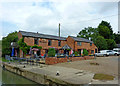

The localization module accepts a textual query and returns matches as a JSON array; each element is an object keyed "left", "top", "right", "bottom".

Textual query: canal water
[{"left": 0, "top": 66, "right": 37, "bottom": 85}]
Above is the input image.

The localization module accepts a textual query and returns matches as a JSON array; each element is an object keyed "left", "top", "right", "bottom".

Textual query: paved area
[
  {"left": 3, "top": 56, "right": 119, "bottom": 84},
  {"left": 54, "top": 56, "right": 119, "bottom": 77}
]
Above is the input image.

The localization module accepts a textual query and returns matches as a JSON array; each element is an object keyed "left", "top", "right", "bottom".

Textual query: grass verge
[
  {"left": 93, "top": 73, "right": 115, "bottom": 80},
  {"left": 0, "top": 57, "right": 18, "bottom": 62}
]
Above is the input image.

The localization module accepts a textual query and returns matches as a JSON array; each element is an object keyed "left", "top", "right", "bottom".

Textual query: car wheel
[
  {"left": 114, "top": 53, "right": 117, "bottom": 56},
  {"left": 103, "top": 54, "right": 106, "bottom": 57}
]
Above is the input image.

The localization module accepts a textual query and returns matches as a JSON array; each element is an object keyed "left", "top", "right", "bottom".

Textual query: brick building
[{"left": 18, "top": 31, "right": 97, "bottom": 57}]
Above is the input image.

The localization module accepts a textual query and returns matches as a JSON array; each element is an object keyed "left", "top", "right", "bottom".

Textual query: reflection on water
[{"left": 0, "top": 66, "right": 37, "bottom": 84}]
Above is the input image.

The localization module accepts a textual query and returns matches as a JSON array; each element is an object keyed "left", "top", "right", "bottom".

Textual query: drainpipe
[{"left": 74, "top": 41, "right": 75, "bottom": 52}]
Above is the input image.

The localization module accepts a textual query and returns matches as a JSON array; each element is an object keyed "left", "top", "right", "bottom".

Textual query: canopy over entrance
[
  {"left": 61, "top": 44, "right": 71, "bottom": 50},
  {"left": 31, "top": 48, "right": 39, "bottom": 51}
]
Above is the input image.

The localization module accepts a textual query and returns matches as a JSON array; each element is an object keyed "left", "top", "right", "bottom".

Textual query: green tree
[
  {"left": 113, "top": 33, "right": 120, "bottom": 44},
  {"left": 106, "top": 39, "right": 116, "bottom": 50},
  {"left": 48, "top": 48, "right": 55, "bottom": 57},
  {"left": 97, "top": 25, "right": 111, "bottom": 39},
  {"left": 98, "top": 20, "right": 114, "bottom": 39},
  {"left": 95, "top": 36, "right": 108, "bottom": 50},
  {"left": 2, "top": 31, "right": 18, "bottom": 57},
  {"left": 77, "top": 27, "right": 98, "bottom": 40},
  {"left": 18, "top": 38, "right": 29, "bottom": 57}
]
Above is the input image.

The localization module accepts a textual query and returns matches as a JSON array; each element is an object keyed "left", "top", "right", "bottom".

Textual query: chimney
[{"left": 59, "top": 23, "right": 60, "bottom": 37}]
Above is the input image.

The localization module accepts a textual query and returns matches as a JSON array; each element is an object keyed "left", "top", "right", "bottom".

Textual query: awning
[
  {"left": 31, "top": 48, "right": 39, "bottom": 51},
  {"left": 61, "top": 44, "right": 71, "bottom": 49},
  {"left": 49, "top": 47, "right": 58, "bottom": 50}
]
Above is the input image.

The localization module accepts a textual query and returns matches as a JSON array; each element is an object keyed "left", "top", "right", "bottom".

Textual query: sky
[{"left": 0, "top": 0, "right": 119, "bottom": 40}]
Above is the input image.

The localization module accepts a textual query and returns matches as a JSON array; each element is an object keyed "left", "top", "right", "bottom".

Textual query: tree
[
  {"left": 48, "top": 48, "right": 55, "bottom": 57},
  {"left": 2, "top": 31, "right": 18, "bottom": 57},
  {"left": 114, "top": 33, "right": 120, "bottom": 44},
  {"left": 98, "top": 20, "right": 114, "bottom": 39},
  {"left": 18, "top": 38, "right": 29, "bottom": 57},
  {"left": 94, "top": 36, "right": 108, "bottom": 50},
  {"left": 106, "top": 39, "right": 116, "bottom": 50},
  {"left": 77, "top": 27, "right": 98, "bottom": 41},
  {"left": 97, "top": 25, "right": 111, "bottom": 39}
]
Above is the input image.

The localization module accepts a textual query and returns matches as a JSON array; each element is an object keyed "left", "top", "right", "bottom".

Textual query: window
[
  {"left": 90, "top": 43, "right": 92, "bottom": 46},
  {"left": 34, "top": 38, "right": 38, "bottom": 45},
  {"left": 58, "top": 40, "right": 61, "bottom": 46},
  {"left": 91, "top": 50, "right": 94, "bottom": 54},
  {"left": 48, "top": 40, "right": 52, "bottom": 46},
  {"left": 77, "top": 42, "right": 81, "bottom": 46}
]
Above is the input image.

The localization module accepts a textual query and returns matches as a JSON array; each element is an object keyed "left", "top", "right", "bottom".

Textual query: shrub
[
  {"left": 67, "top": 49, "right": 71, "bottom": 51},
  {"left": 32, "top": 44, "right": 42, "bottom": 49},
  {"left": 48, "top": 48, "right": 55, "bottom": 57},
  {"left": 83, "top": 49, "right": 88, "bottom": 56},
  {"left": 74, "top": 51, "right": 78, "bottom": 56}
]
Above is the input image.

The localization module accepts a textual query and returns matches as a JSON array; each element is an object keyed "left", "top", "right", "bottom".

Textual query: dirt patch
[{"left": 90, "top": 62, "right": 99, "bottom": 65}]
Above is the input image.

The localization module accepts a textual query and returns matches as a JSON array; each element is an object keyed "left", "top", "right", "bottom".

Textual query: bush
[
  {"left": 32, "top": 44, "right": 42, "bottom": 49},
  {"left": 83, "top": 49, "right": 88, "bottom": 56},
  {"left": 74, "top": 51, "right": 78, "bottom": 56},
  {"left": 48, "top": 48, "right": 55, "bottom": 57}
]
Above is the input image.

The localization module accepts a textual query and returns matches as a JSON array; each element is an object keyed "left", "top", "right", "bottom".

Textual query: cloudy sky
[{"left": 0, "top": 0, "right": 119, "bottom": 39}]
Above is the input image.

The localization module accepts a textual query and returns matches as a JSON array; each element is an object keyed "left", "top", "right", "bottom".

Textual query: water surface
[{"left": 0, "top": 66, "right": 37, "bottom": 85}]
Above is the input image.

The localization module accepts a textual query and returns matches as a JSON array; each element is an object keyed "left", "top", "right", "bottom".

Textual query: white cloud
[{"left": 0, "top": 1, "right": 118, "bottom": 40}]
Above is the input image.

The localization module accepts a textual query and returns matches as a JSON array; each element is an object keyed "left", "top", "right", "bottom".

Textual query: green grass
[
  {"left": 93, "top": 73, "right": 115, "bottom": 80},
  {"left": 0, "top": 57, "right": 18, "bottom": 62},
  {"left": 0, "top": 57, "right": 9, "bottom": 62}
]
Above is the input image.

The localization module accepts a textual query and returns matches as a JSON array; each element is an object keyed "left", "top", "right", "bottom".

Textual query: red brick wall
[
  {"left": 38, "top": 39, "right": 67, "bottom": 49},
  {"left": 45, "top": 57, "right": 67, "bottom": 65},
  {"left": 18, "top": 32, "right": 98, "bottom": 57},
  {"left": 66, "top": 36, "right": 75, "bottom": 50},
  {"left": 18, "top": 32, "right": 22, "bottom": 39},
  {"left": 24, "top": 37, "right": 34, "bottom": 46},
  {"left": 75, "top": 41, "right": 97, "bottom": 54},
  {"left": 45, "top": 56, "right": 94, "bottom": 65},
  {"left": 66, "top": 36, "right": 97, "bottom": 54}
]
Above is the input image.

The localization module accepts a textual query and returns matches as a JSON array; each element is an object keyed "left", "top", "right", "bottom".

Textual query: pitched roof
[
  {"left": 69, "top": 36, "right": 93, "bottom": 43},
  {"left": 19, "top": 31, "right": 66, "bottom": 40},
  {"left": 61, "top": 44, "right": 71, "bottom": 49}
]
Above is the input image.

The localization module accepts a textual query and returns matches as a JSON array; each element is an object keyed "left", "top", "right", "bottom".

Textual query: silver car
[
  {"left": 95, "top": 50, "right": 109, "bottom": 57},
  {"left": 106, "top": 50, "right": 119, "bottom": 56}
]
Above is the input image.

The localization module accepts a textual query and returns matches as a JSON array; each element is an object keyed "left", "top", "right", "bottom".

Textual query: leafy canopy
[
  {"left": 2, "top": 31, "right": 18, "bottom": 57},
  {"left": 95, "top": 36, "right": 108, "bottom": 50}
]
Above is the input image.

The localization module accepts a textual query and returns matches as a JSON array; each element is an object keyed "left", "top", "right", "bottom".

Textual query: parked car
[
  {"left": 113, "top": 48, "right": 120, "bottom": 55},
  {"left": 95, "top": 50, "right": 109, "bottom": 57},
  {"left": 107, "top": 50, "right": 119, "bottom": 56}
]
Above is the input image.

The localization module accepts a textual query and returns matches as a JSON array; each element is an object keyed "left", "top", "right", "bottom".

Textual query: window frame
[
  {"left": 48, "top": 40, "right": 52, "bottom": 46},
  {"left": 91, "top": 50, "right": 94, "bottom": 54},
  {"left": 90, "top": 43, "right": 92, "bottom": 46},
  {"left": 58, "top": 40, "right": 61, "bottom": 46},
  {"left": 34, "top": 38, "right": 38, "bottom": 45},
  {"left": 77, "top": 42, "right": 82, "bottom": 46}
]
